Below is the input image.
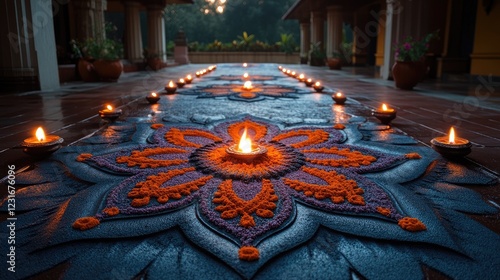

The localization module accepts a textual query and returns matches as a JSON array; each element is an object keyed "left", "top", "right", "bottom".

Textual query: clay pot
[
  {"left": 392, "top": 61, "right": 420, "bottom": 90},
  {"left": 147, "top": 57, "right": 162, "bottom": 71},
  {"left": 327, "top": 58, "right": 342, "bottom": 70},
  {"left": 93, "top": 59, "right": 123, "bottom": 82},
  {"left": 78, "top": 59, "right": 99, "bottom": 82}
]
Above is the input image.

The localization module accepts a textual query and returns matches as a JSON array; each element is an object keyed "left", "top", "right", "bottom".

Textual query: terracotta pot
[
  {"left": 77, "top": 59, "right": 99, "bottom": 82},
  {"left": 93, "top": 59, "right": 123, "bottom": 82},
  {"left": 414, "top": 58, "right": 427, "bottom": 82},
  {"left": 327, "top": 58, "right": 342, "bottom": 70},
  {"left": 392, "top": 61, "right": 420, "bottom": 90},
  {"left": 147, "top": 57, "right": 162, "bottom": 71}
]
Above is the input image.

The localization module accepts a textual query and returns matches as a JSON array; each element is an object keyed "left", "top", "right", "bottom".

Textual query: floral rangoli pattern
[
  {"left": 192, "top": 84, "right": 302, "bottom": 101},
  {"left": 74, "top": 117, "right": 425, "bottom": 261}
]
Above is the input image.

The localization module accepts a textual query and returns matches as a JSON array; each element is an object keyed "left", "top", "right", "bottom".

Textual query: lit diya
[
  {"left": 278, "top": 65, "right": 283, "bottom": 70},
  {"left": 243, "top": 73, "right": 249, "bottom": 80},
  {"left": 313, "top": 82, "right": 324, "bottom": 92},
  {"left": 146, "top": 92, "right": 160, "bottom": 104},
  {"left": 304, "top": 78, "right": 314, "bottom": 87},
  {"left": 431, "top": 127, "right": 472, "bottom": 157},
  {"left": 242, "top": 81, "right": 253, "bottom": 90},
  {"left": 165, "top": 81, "right": 177, "bottom": 94},
  {"left": 99, "top": 104, "right": 122, "bottom": 121},
  {"left": 332, "top": 92, "right": 347, "bottom": 105},
  {"left": 195, "top": 71, "right": 202, "bottom": 78},
  {"left": 185, "top": 74, "right": 193, "bottom": 84},
  {"left": 372, "top": 103, "right": 396, "bottom": 124},
  {"left": 291, "top": 71, "right": 297, "bottom": 77},
  {"left": 226, "top": 128, "right": 267, "bottom": 162},
  {"left": 243, "top": 63, "right": 248, "bottom": 68},
  {"left": 297, "top": 73, "right": 306, "bottom": 82},
  {"left": 22, "top": 127, "right": 64, "bottom": 157},
  {"left": 176, "top": 78, "right": 186, "bottom": 88}
]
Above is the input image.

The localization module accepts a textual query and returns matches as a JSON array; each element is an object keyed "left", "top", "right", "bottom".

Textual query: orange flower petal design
[
  {"left": 116, "top": 147, "right": 188, "bottom": 168},
  {"left": 213, "top": 179, "right": 278, "bottom": 228},
  {"left": 302, "top": 147, "right": 377, "bottom": 168},
  {"left": 238, "top": 246, "right": 260, "bottom": 261},
  {"left": 398, "top": 217, "right": 427, "bottom": 232},
  {"left": 283, "top": 166, "right": 366, "bottom": 206},
  {"left": 165, "top": 128, "right": 222, "bottom": 148},
  {"left": 272, "top": 129, "right": 329, "bottom": 148},
  {"left": 227, "top": 119, "right": 268, "bottom": 142}
]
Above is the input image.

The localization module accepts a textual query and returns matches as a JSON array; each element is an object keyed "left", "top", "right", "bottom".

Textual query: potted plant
[
  {"left": 327, "top": 51, "right": 342, "bottom": 70},
  {"left": 392, "top": 30, "right": 438, "bottom": 90},
  {"left": 309, "top": 42, "right": 326, "bottom": 67},
  {"left": 143, "top": 49, "right": 162, "bottom": 71},
  {"left": 70, "top": 40, "right": 99, "bottom": 82},
  {"left": 85, "top": 23, "right": 124, "bottom": 82}
]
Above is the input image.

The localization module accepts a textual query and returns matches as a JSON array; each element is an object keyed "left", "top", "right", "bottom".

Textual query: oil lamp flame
[
  {"left": 151, "top": 92, "right": 157, "bottom": 97},
  {"left": 315, "top": 82, "right": 321, "bottom": 86},
  {"left": 382, "top": 103, "right": 388, "bottom": 111},
  {"left": 179, "top": 78, "right": 185, "bottom": 83},
  {"left": 187, "top": 74, "right": 192, "bottom": 79},
  {"left": 449, "top": 127, "right": 455, "bottom": 144},
  {"left": 243, "top": 63, "right": 248, "bottom": 67},
  {"left": 336, "top": 92, "right": 342, "bottom": 97},
  {"left": 168, "top": 81, "right": 175, "bottom": 87},
  {"left": 106, "top": 105, "right": 113, "bottom": 111},
  {"left": 36, "top": 127, "right": 45, "bottom": 142},
  {"left": 238, "top": 128, "right": 252, "bottom": 153},
  {"left": 243, "top": 81, "right": 253, "bottom": 90},
  {"left": 243, "top": 73, "right": 249, "bottom": 78}
]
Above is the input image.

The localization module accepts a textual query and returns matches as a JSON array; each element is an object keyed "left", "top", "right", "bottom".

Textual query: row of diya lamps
[
  {"left": 276, "top": 65, "right": 472, "bottom": 158},
  {"left": 156, "top": 65, "right": 218, "bottom": 99}
]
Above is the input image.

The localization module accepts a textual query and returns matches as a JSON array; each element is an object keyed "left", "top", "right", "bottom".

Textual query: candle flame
[
  {"left": 315, "top": 82, "right": 321, "bottom": 86},
  {"left": 36, "top": 127, "right": 46, "bottom": 142},
  {"left": 106, "top": 105, "right": 113, "bottom": 111},
  {"left": 186, "top": 74, "right": 192, "bottom": 80},
  {"left": 449, "top": 127, "right": 455, "bottom": 144},
  {"left": 298, "top": 74, "right": 305, "bottom": 79},
  {"left": 151, "top": 92, "right": 157, "bottom": 97},
  {"left": 168, "top": 81, "right": 175, "bottom": 87},
  {"left": 179, "top": 78, "right": 185, "bottom": 83},
  {"left": 243, "top": 73, "right": 249, "bottom": 79},
  {"left": 238, "top": 128, "right": 252, "bottom": 153},
  {"left": 243, "top": 63, "right": 248, "bottom": 67},
  {"left": 336, "top": 92, "right": 342, "bottom": 97},
  {"left": 307, "top": 78, "right": 312, "bottom": 82},
  {"left": 282, "top": 68, "right": 287, "bottom": 73},
  {"left": 291, "top": 71, "right": 296, "bottom": 76},
  {"left": 243, "top": 81, "right": 253, "bottom": 90},
  {"left": 382, "top": 103, "right": 388, "bottom": 111}
]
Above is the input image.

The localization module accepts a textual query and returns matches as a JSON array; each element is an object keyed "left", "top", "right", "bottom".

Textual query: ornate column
[
  {"left": 73, "top": 0, "right": 107, "bottom": 41},
  {"left": 326, "top": 6, "right": 343, "bottom": 58},
  {"left": 310, "top": 11, "right": 325, "bottom": 49},
  {"left": 123, "top": 1, "right": 143, "bottom": 62},
  {"left": 299, "top": 20, "right": 311, "bottom": 59},
  {"left": 382, "top": 0, "right": 396, "bottom": 80},
  {"left": 147, "top": 5, "right": 166, "bottom": 61}
]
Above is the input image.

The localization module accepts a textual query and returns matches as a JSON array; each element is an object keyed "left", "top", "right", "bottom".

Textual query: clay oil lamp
[
  {"left": 304, "top": 78, "right": 314, "bottom": 87},
  {"left": 313, "top": 82, "right": 324, "bottom": 93},
  {"left": 176, "top": 78, "right": 186, "bottom": 88},
  {"left": 297, "top": 73, "right": 306, "bottom": 82},
  {"left": 21, "top": 127, "right": 64, "bottom": 157},
  {"left": 243, "top": 62, "right": 248, "bottom": 68},
  {"left": 165, "top": 80, "right": 177, "bottom": 94},
  {"left": 195, "top": 71, "right": 202, "bottom": 78},
  {"left": 281, "top": 68, "right": 287, "bottom": 75},
  {"left": 372, "top": 103, "right": 396, "bottom": 124},
  {"left": 99, "top": 104, "right": 122, "bottom": 121},
  {"left": 243, "top": 72, "right": 250, "bottom": 80},
  {"left": 146, "top": 92, "right": 160, "bottom": 104},
  {"left": 185, "top": 74, "right": 193, "bottom": 84},
  {"left": 291, "top": 71, "right": 297, "bottom": 78},
  {"left": 226, "top": 128, "right": 267, "bottom": 162},
  {"left": 286, "top": 69, "right": 291, "bottom": 76},
  {"left": 431, "top": 127, "right": 472, "bottom": 158},
  {"left": 332, "top": 92, "right": 347, "bottom": 105},
  {"left": 278, "top": 65, "right": 283, "bottom": 70}
]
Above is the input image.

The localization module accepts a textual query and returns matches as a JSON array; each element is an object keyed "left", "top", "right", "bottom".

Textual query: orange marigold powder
[
  {"left": 376, "top": 207, "right": 391, "bottom": 216},
  {"left": 150, "top": 123, "right": 164, "bottom": 130},
  {"left": 72, "top": 217, "right": 100, "bottom": 230},
  {"left": 238, "top": 246, "right": 260, "bottom": 261},
  {"left": 227, "top": 119, "right": 268, "bottom": 142},
  {"left": 398, "top": 217, "right": 427, "bottom": 232},
  {"left": 333, "top": 123, "right": 346, "bottom": 130},
  {"left": 405, "top": 153, "right": 422, "bottom": 159},
  {"left": 103, "top": 207, "right": 120, "bottom": 217},
  {"left": 165, "top": 128, "right": 222, "bottom": 148},
  {"left": 76, "top": 153, "right": 93, "bottom": 162},
  {"left": 272, "top": 129, "right": 329, "bottom": 148}
]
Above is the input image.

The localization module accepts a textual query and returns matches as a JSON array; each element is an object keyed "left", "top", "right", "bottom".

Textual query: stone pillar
[
  {"left": 123, "top": 1, "right": 143, "bottom": 62},
  {"left": 147, "top": 5, "right": 166, "bottom": 61},
  {"left": 326, "top": 6, "right": 343, "bottom": 58},
  {"left": 299, "top": 20, "right": 311, "bottom": 59},
  {"left": 382, "top": 0, "right": 396, "bottom": 80},
  {"left": 310, "top": 11, "right": 325, "bottom": 49},
  {"left": 73, "top": 0, "right": 107, "bottom": 41},
  {"left": 174, "top": 30, "right": 189, "bottom": 64}
]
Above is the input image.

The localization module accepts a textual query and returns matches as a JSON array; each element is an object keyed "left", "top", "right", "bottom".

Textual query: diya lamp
[
  {"left": 297, "top": 73, "right": 306, "bottom": 82},
  {"left": 146, "top": 92, "right": 160, "bottom": 104},
  {"left": 21, "top": 127, "right": 64, "bottom": 157},
  {"left": 243, "top": 62, "right": 248, "bottom": 68},
  {"left": 243, "top": 72, "right": 249, "bottom": 80},
  {"left": 372, "top": 103, "right": 397, "bottom": 124},
  {"left": 99, "top": 104, "right": 122, "bottom": 121},
  {"left": 207, "top": 66, "right": 214, "bottom": 72},
  {"left": 226, "top": 128, "right": 267, "bottom": 162},
  {"left": 195, "top": 71, "right": 201, "bottom": 78},
  {"left": 185, "top": 74, "right": 193, "bottom": 84},
  {"left": 304, "top": 78, "right": 314, "bottom": 87},
  {"left": 286, "top": 69, "right": 291, "bottom": 76},
  {"left": 278, "top": 65, "right": 283, "bottom": 70},
  {"left": 243, "top": 81, "right": 253, "bottom": 91},
  {"left": 281, "top": 68, "right": 287, "bottom": 74},
  {"left": 176, "top": 78, "right": 186, "bottom": 88},
  {"left": 431, "top": 127, "right": 472, "bottom": 158},
  {"left": 313, "top": 82, "right": 324, "bottom": 92},
  {"left": 165, "top": 80, "right": 177, "bottom": 94},
  {"left": 332, "top": 92, "right": 347, "bottom": 105},
  {"left": 291, "top": 71, "right": 297, "bottom": 78}
]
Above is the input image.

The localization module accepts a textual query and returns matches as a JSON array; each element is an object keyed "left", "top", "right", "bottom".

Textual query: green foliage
[
  {"left": 71, "top": 23, "right": 123, "bottom": 61},
  {"left": 394, "top": 30, "right": 439, "bottom": 62},
  {"left": 276, "top": 33, "right": 296, "bottom": 54},
  {"left": 309, "top": 42, "right": 326, "bottom": 60}
]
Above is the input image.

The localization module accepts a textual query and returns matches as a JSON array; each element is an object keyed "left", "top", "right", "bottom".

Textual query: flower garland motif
[{"left": 73, "top": 117, "right": 425, "bottom": 262}]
